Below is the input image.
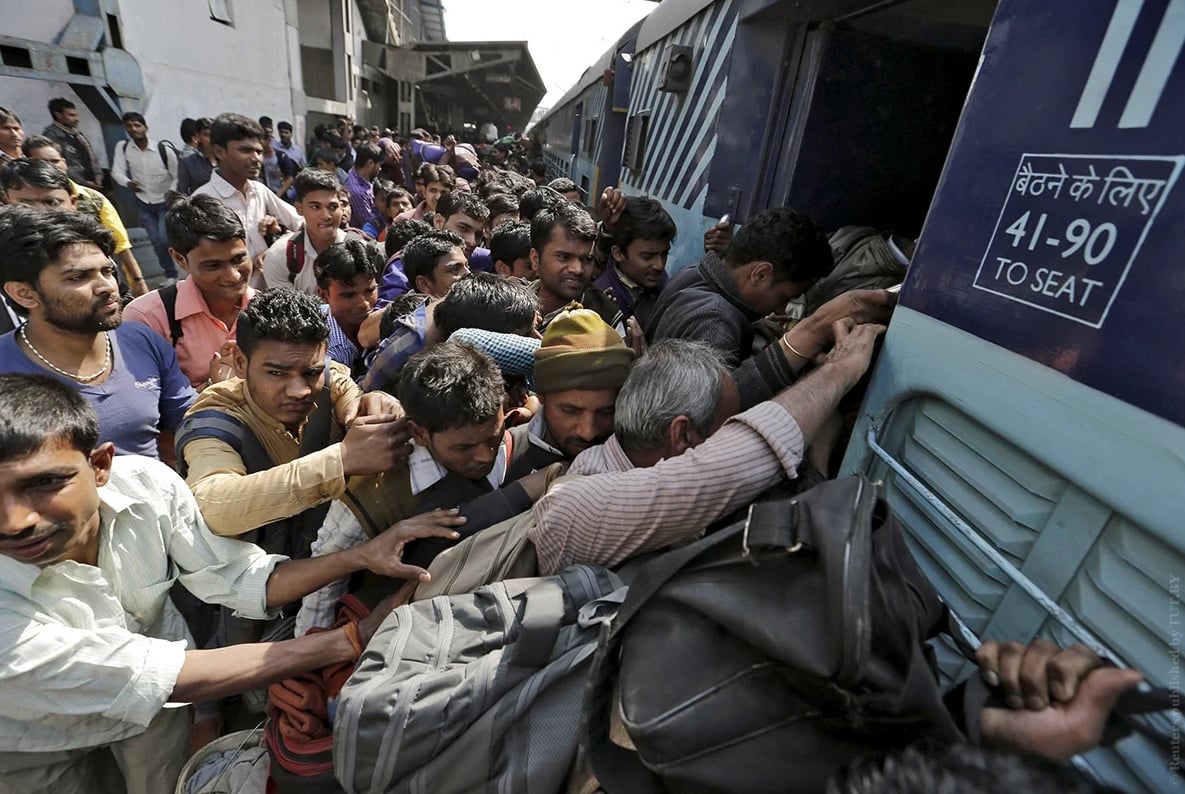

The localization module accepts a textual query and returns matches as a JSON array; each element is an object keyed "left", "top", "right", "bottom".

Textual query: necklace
[{"left": 19, "top": 324, "right": 112, "bottom": 382}]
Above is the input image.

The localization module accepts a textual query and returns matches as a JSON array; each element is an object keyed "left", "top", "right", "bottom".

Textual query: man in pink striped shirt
[{"left": 530, "top": 321, "right": 883, "bottom": 575}]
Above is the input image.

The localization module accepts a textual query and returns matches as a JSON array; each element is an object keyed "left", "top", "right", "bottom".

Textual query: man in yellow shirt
[{"left": 21, "top": 136, "right": 148, "bottom": 296}]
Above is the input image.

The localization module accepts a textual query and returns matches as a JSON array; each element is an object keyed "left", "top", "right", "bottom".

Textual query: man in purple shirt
[{"left": 344, "top": 143, "right": 383, "bottom": 233}]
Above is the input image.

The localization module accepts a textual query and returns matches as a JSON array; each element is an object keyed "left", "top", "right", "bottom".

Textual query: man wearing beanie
[{"left": 526, "top": 306, "right": 635, "bottom": 465}]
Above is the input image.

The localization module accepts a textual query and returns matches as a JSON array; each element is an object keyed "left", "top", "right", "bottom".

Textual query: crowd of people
[{"left": 0, "top": 99, "right": 1145, "bottom": 794}]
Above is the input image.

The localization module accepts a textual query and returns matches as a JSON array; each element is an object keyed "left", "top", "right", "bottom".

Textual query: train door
[{"left": 843, "top": 0, "right": 1185, "bottom": 789}]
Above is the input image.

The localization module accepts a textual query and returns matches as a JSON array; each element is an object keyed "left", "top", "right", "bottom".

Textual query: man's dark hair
[
  {"left": 180, "top": 118, "right": 198, "bottom": 144},
  {"left": 613, "top": 197, "right": 676, "bottom": 250},
  {"left": 385, "top": 186, "right": 413, "bottom": 209},
  {"left": 47, "top": 98, "right": 75, "bottom": 118},
  {"left": 311, "top": 148, "right": 339, "bottom": 168},
  {"left": 726, "top": 206, "right": 832, "bottom": 284},
  {"left": 0, "top": 107, "right": 21, "bottom": 126},
  {"left": 277, "top": 120, "right": 293, "bottom": 133},
  {"left": 259, "top": 115, "right": 274, "bottom": 129},
  {"left": 293, "top": 168, "right": 340, "bottom": 201},
  {"left": 165, "top": 194, "right": 246, "bottom": 254},
  {"left": 436, "top": 190, "right": 490, "bottom": 224},
  {"left": 547, "top": 177, "right": 580, "bottom": 198},
  {"left": 0, "top": 374, "right": 99, "bottom": 458},
  {"left": 210, "top": 113, "right": 265, "bottom": 149},
  {"left": 530, "top": 201, "right": 597, "bottom": 251},
  {"left": 398, "top": 341, "right": 505, "bottom": 433},
  {"left": 519, "top": 186, "right": 564, "bottom": 222},
  {"left": 403, "top": 230, "right": 464, "bottom": 286},
  {"left": 0, "top": 206, "right": 114, "bottom": 313},
  {"left": 20, "top": 135, "right": 60, "bottom": 156},
  {"left": 828, "top": 745, "right": 1121, "bottom": 794},
  {"left": 121, "top": 111, "right": 145, "bottom": 126},
  {"left": 418, "top": 163, "right": 455, "bottom": 190},
  {"left": 434, "top": 272, "right": 538, "bottom": 338},
  {"left": 235, "top": 289, "right": 329, "bottom": 358},
  {"left": 323, "top": 132, "right": 347, "bottom": 150},
  {"left": 489, "top": 220, "right": 531, "bottom": 266},
  {"left": 195, "top": 117, "right": 212, "bottom": 134},
  {"left": 353, "top": 142, "right": 384, "bottom": 170},
  {"left": 314, "top": 238, "right": 382, "bottom": 289},
  {"left": 385, "top": 218, "right": 433, "bottom": 260},
  {"left": 1, "top": 158, "right": 72, "bottom": 195},
  {"left": 485, "top": 192, "right": 518, "bottom": 219}
]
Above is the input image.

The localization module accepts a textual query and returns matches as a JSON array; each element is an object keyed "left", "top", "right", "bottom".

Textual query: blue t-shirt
[{"left": 0, "top": 323, "right": 196, "bottom": 458}]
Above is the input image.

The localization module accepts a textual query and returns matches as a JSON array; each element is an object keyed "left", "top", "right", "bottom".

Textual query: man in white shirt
[
  {"left": 111, "top": 112, "right": 180, "bottom": 282},
  {"left": 261, "top": 169, "right": 347, "bottom": 294},
  {"left": 193, "top": 113, "right": 302, "bottom": 286},
  {"left": 0, "top": 373, "right": 465, "bottom": 794}
]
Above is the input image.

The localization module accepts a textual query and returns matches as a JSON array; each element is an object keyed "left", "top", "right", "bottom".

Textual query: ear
[
  {"left": 231, "top": 344, "right": 249, "bottom": 379},
  {"left": 494, "top": 260, "right": 512, "bottom": 278},
  {"left": 316, "top": 286, "right": 330, "bottom": 303},
  {"left": 67, "top": 194, "right": 78, "bottom": 210},
  {"left": 414, "top": 274, "right": 435, "bottom": 295},
  {"left": 407, "top": 420, "right": 430, "bottom": 447},
  {"left": 4, "top": 280, "right": 39, "bottom": 314},
  {"left": 610, "top": 244, "right": 626, "bottom": 264},
  {"left": 169, "top": 248, "right": 190, "bottom": 274},
  {"left": 529, "top": 247, "right": 540, "bottom": 271},
  {"left": 89, "top": 442, "right": 115, "bottom": 487},
  {"left": 433, "top": 214, "right": 445, "bottom": 231},
  {"left": 750, "top": 261, "right": 774, "bottom": 285}
]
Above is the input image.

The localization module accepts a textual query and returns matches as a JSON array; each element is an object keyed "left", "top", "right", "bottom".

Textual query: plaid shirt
[
  {"left": 360, "top": 301, "right": 430, "bottom": 394},
  {"left": 322, "top": 305, "right": 363, "bottom": 377}
]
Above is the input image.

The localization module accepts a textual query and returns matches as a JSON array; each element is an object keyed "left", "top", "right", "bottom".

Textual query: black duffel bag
[{"left": 582, "top": 475, "right": 964, "bottom": 793}]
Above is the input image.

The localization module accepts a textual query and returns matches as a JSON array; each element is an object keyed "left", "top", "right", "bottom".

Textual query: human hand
[
  {"left": 358, "top": 307, "right": 387, "bottom": 351},
  {"left": 340, "top": 414, "right": 413, "bottom": 477},
  {"left": 704, "top": 218, "right": 732, "bottom": 253},
  {"left": 257, "top": 215, "right": 282, "bottom": 236},
  {"left": 597, "top": 187, "right": 626, "bottom": 229},
  {"left": 505, "top": 393, "right": 541, "bottom": 427},
  {"left": 977, "top": 638, "right": 1143, "bottom": 760},
  {"left": 443, "top": 134, "right": 457, "bottom": 148},
  {"left": 814, "top": 288, "right": 897, "bottom": 337},
  {"left": 356, "top": 509, "right": 468, "bottom": 581},
  {"left": 820, "top": 319, "right": 885, "bottom": 387},
  {"left": 130, "top": 278, "right": 149, "bottom": 297},
  {"left": 355, "top": 579, "right": 417, "bottom": 646},
  {"left": 344, "top": 390, "right": 404, "bottom": 426},
  {"left": 207, "top": 341, "right": 236, "bottom": 386},
  {"left": 625, "top": 316, "right": 647, "bottom": 358},
  {"left": 128, "top": 180, "right": 143, "bottom": 193}
]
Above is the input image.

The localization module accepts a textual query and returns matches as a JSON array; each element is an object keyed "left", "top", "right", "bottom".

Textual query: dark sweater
[{"left": 648, "top": 253, "right": 799, "bottom": 410}]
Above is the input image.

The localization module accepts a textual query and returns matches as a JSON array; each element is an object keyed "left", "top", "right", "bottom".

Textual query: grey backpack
[{"left": 333, "top": 565, "right": 626, "bottom": 794}]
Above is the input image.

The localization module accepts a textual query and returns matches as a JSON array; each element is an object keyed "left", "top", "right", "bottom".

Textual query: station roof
[{"left": 414, "top": 41, "right": 546, "bottom": 131}]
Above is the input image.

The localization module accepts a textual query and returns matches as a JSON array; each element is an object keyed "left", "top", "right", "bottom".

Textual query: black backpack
[{"left": 582, "top": 475, "right": 962, "bottom": 794}]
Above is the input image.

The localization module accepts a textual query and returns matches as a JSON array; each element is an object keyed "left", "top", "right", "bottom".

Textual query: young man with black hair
[
  {"left": 0, "top": 207, "right": 194, "bottom": 462},
  {"left": 16, "top": 143, "right": 148, "bottom": 297},
  {"left": 518, "top": 185, "right": 564, "bottom": 223},
  {"left": 401, "top": 229, "right": 471, "bottom": 299},
  {"left": 547, "top": 176, "right": 582, "bottom": 204},
  {"left": 176, "top": 117, "right": 216, "bottom": 196},
  {"left": 177, "top": 288, "right": 406, "bottom": 543},
  {"left": 313, "top": 238, "right": 381, "bottom": 377},
  {"left": 111, "top": 111, "right": 180, "bottom": 283},
  {"left": 123, "top": 195, "right": 255, "bottom": 389},
  {"left": 193, "top": 113, "right": 302, "bottom": 266},
  {"left": 40, "top": 97, "right": 100, "bottom": 190},
  {"left": 530, "top": 202, "right": 622, "bottom": 331},
  {"left": 362, "top": 270, "right": 535, "bottom": 395},
  {"left": 485, "top": 192, "right": 519, "bottom": 234},
  {"left": 275, "top": 120, "right": 306, "bottom": 167},
  {"left": 0, "top": 107, "right": 22, "bottom": 165},
  {"left": 396, "top": 162, "right": 455, "bottom": 222},
  {"left": 649, "top": 206, "right": 897, "bottom": 410},
  {"left": 261, "top": 169, "right": 348, "bottom": 294},
  {"left": 490, "top": 220, "right": 535, "bottom": 280},
  {"left": 378, "top": 193, "right": 489, "bottom": 303},
  {"left": 345, "top": 142, "right": 384, "bottom": 232},
  {"left": 595, "top": 196, "right": 677, "bottom": 330},
  {"left": 0, "top": 373, "right": 463, "bottom": 794}
]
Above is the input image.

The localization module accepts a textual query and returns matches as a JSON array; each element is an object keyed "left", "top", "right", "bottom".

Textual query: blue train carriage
[
  {"left": 531, "top": 21, "right": 643, "bottom": 200},
  {"left": 841, "top": 0, "right": 1185, "bottom": 790}
]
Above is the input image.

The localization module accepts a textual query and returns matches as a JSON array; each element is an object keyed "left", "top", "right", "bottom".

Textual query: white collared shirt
[
  {"left": 0, "top": 456, "right": 285, "bottom": 756},
  {"left": 110, "top": 138, "right": 178, "bottom": 204},
  {"left": 261, "top": 227, "right": 347, "bottom": 294},
  {"left": 527, "top": 411, "right": 565, "bottom": 457},
  {"left": 193, "top": 171, "right": 303, "bottom": 260},
  {"left": 406, "top": 439, "right": 510, "bottom": 496}
]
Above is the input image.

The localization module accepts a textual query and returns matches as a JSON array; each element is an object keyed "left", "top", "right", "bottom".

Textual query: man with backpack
[
  {"left": 261, "top": 169, "right": 349, "bottom": 295},
  {"left": 123, "top": 195, "right": 254, "bottom": 390},
  {"left": 111, "top": 112, "right": 180, "bottom": 283}
]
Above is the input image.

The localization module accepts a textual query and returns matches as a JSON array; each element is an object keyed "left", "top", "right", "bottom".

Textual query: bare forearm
[
  {"left": 173, "top": 628, "right": 354, "bottom": 703},
  {"left": 265, "top": 547, "right": 364, "bottom": 607},
  {"left": 774, "top": 362, "right": 858, "bottom": 445}
]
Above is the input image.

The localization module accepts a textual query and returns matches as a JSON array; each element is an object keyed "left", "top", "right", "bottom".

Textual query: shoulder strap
[
  {"left": 286, "top": 231, "right": 306, "bottom": 283},
  {"left": 159, "top": 283, "right": 183, "bottom": 346},
  {"left": 116, "top": 140, "right": 131, "bottom": 182},
  {"left": 174, "top": 409, "right": 274, "bottom": 479},
  {"left": 300, "top": 365, "right": 335, "bottom": 456}
]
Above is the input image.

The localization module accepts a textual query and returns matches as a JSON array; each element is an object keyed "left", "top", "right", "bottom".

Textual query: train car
[
  {"left": 531, "top": 20, "right": 643, "bottom": 202},
  {"left": 544, "top": 0, "right": 1181, "bottom": 790}
]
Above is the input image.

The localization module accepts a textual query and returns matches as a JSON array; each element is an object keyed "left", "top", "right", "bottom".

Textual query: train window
[
  {"left": 623, "top": 111, "right": 649, "bottom": 172},
  {"left": 583, "top": 117, "right": 599, "bottom": 157}
]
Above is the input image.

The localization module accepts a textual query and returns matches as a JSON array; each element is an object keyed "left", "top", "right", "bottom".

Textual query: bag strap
[
  {"left": 287, "top": 231, "right": 306, "bottom": 283},
  {"left": 298, "top": 364, "right": 334, "bottom": 456},
  {"left": 159, "top": 283, "right": 183, "bottom": 346},
  {"left": 174, "top": 409, "right": 274, "bottom": 479}
]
